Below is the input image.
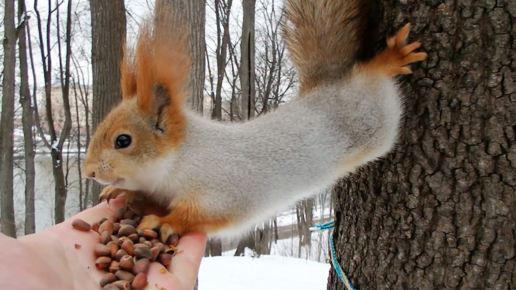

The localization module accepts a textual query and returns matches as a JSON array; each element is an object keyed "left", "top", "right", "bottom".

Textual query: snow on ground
[
  {"left": 270, "top": 231, "right": 330, "bottom": 263},
  {"left": 275, "top": 206, "right": 332, "bottom": 228},
  {"left": 198, "top": 255, "right": 330, "bottom": 290}
]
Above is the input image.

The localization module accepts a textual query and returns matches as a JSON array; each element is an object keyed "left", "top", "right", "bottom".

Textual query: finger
[
  {"left": 23, "top": 195, "right": 127, "bottom": 244},
  {"left": 63, "top": 195, "right": 128, "bottom": 228},
  {"left": 146, "top": 262, "right": 180, "bottom": 290},
  {"left": 0, "top": 233, "right": 67, "bottom": 289},
  {"left": 31, "top": 195, "right": 129, "bottom": 285},
  {"left": 171, "top": 231, "right": 208, "bottom": 288},
  {"left": 144, "top": 231, "right": 207, "bottom": 290}
]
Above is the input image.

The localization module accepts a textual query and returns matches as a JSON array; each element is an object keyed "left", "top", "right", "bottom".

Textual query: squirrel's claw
[
  {"left": 99, "top": 186, "right": 136, "bottom": 205},
  {"left": 159, "top": 223, "right": 178, "bottom": 244},
  {"left": 99, "top": 186, "right": 117, "bottom": 204},
  {"left": 138, "top": 215, "right": 179, "bottom": 244},
  {"left": 137, "top": 214, "right": 161, "bottom": 230}
]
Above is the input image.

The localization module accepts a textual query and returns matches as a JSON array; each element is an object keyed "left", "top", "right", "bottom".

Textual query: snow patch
[{"left": 198, "top": 255, "right": 330, "bottom": 290}]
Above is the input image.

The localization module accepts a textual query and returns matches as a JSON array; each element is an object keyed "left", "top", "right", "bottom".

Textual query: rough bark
[
  {"left": 0, "top": 0, "right": 17, "bottom": 238},
  {"left": 156, "top": 0, "right": 206, "bottom": 113},
  {"left": 89, "top": 0, "right": 126, "bottom": 205},
  {"left": 18, "top": 0, "right": 36, "bottom": 235},
  {"left": 240, "top": 0, "right": 256, "bottom": 121},
  {"left": 329, "top": 1, "right": 516, "bottom": 290}
]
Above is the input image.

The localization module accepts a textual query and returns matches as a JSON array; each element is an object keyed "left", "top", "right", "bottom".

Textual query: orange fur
[
  {"left": 360, "top": 24, "right": 427, "bottom": 76},
  {"left": 121, "top": 44, "right": 137, "bottom": 99},
  {"left": 284, "top": 0, "right": 370, "bottom": 93},
  {"left": 122, "top": 19, "right": 191, "bottom": 149},
  {"left": 129, "top": 21, "right": 191, "bottom": 114},
  {"left": 135, "top": 26, "right": 154, "bottom": 112},
  {"left": 84, "top": 17, "right": 192, "bottom": 186},
  {"left": 138, "top": 198, "right": 233, "bottom": 235}
]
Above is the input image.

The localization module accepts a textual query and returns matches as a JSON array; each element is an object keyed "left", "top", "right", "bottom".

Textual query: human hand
[{"left": 0, "top": 196, "right": 207, "bottom": 290}]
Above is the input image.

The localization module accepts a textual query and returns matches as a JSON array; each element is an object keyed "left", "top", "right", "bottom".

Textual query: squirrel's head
[{"left": 84, "top": 20, "right": 190, "bottom": 191}]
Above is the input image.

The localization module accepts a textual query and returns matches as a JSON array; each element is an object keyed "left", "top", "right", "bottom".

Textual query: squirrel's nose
[{"left": 84, "top": 164, "right": 96, "bottom": 179}]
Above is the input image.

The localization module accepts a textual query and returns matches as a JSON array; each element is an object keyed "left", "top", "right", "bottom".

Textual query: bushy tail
[{"left": 284, "top": 0, "right": 371, "bottom": 92}]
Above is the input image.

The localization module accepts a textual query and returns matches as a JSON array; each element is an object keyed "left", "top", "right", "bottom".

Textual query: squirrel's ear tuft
[
  {"left": 121, "top": 44, "right": 137, "bottom": 99},
  {"left": 132, "top": 18, "right": 191, "bottom": 114}
]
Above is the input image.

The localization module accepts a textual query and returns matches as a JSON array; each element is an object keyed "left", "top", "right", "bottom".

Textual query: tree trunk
[
  {"left": 0, "top": 0, "right": 17, "bottom": 238},
  {"left": 296, "top": 199, "right": 314, "bottom": 252},
  {"left": 329, "top": 1, "right": 516, "bottom": 290},
  {"left": 205, "top": 238, "right": 223, "bottom": 257},
  {"left": 18, "top": 0, "right": 36, "bottom": 235},
  {"left": 156, "top": 0, "right": 206, "bottom": 114},
  {"left": 234, "top": 232, "right": 256, "bottom": 256},
  {"left": 89, "top": 0, "right": 127, "bottom": 205},
  {"left": 256, "top": 220, "right": 272, "bottom": 256},
  {"left": 211, "top": 0, "right": 232, "bottom": 121},
  {"left": 53, "top": 0, "right": 74, "bottom": 225},
  {"left": 240, "top": 0, "right": 256, "bottom": 121}
]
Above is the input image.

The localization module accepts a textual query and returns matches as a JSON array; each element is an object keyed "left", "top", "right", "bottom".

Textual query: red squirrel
[{"left": 84, "top": 0, "right": 427, "bottom": 242}]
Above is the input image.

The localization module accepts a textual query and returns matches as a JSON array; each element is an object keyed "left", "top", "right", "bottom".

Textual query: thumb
[{"left": 61, "top": 195, "right": 128, "bottom": 230}]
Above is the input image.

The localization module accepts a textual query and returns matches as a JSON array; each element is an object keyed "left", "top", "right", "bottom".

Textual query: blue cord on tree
[{"left": 310, "top": 221, "right": 356, "bottom": 290}]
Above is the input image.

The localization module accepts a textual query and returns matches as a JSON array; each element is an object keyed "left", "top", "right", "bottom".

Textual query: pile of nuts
[{"left": 72, "top": 206, "right": 179, "bottom": 290}]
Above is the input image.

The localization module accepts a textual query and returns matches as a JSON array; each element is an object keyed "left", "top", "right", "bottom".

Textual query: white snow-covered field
[{"left": 199, "top": 255, "right": 330, "bottom": 290}]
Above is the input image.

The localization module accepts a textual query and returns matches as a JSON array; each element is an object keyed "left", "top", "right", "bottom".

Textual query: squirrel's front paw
[
  {"left": 99, "top": 186, "right": 136, "bottom": 205},
  {"left": 363, "top": 23, "right": 428, "bottom": 76},
  {"left": 137, "top": 215, "right": 179, "bottom": 245}
]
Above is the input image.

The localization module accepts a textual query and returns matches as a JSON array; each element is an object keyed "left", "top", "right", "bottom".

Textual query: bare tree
[
  {"left": 209, "top": 0, "right": 233, "bottom": 120},
  {"left": 18, "top": 0, "right": 36, "bottom": 235},
  {"left": 225, "top": 36, "right": 241, "bottom": 121},
  {"left": 295, "top": 199, "right": 313, "bottom": 257},
  {"left": 212, "top": 0, "right": 233, "bottom": 121},
  {"left": 234, "top": 232, "right": 256, "bottom": 256},
  {"left": 71, "top": 54, "right": 92, "bottom": 210},
  {"left": 207, "top": 29, "right": 241, "bottom": 121},
  {"left": 240, "top": 0, "right": 256, "bottom": 121},
  {"left": 254, "top": 0, "right": 296, "bottom": 115},
  {"left": 255, "top": 220, "right": 272, "bottom": 256},
  {"left": 31, "top": 0, "right": 74, "bottom": 224},
  {"left": 204, "top": 238, "right": 223, "bottom": 257},
  {"left": 0, "top": 0, "right": 17, "bottom": 237},
  {"left": 255, "top": 0, "right": 281, "bottom": 115},
  {"left": 89, "top": 0, "right": 127, "bottom": 205}
]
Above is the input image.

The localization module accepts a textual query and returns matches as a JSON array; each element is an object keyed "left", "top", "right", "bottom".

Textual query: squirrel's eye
[{"left": 115, "top": 134, "right": 132, "bottom": 149}]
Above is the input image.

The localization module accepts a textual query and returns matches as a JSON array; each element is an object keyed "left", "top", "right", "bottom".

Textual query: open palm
[{"left": 0, "top": 196, "right": 206, "bottom": 290}]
